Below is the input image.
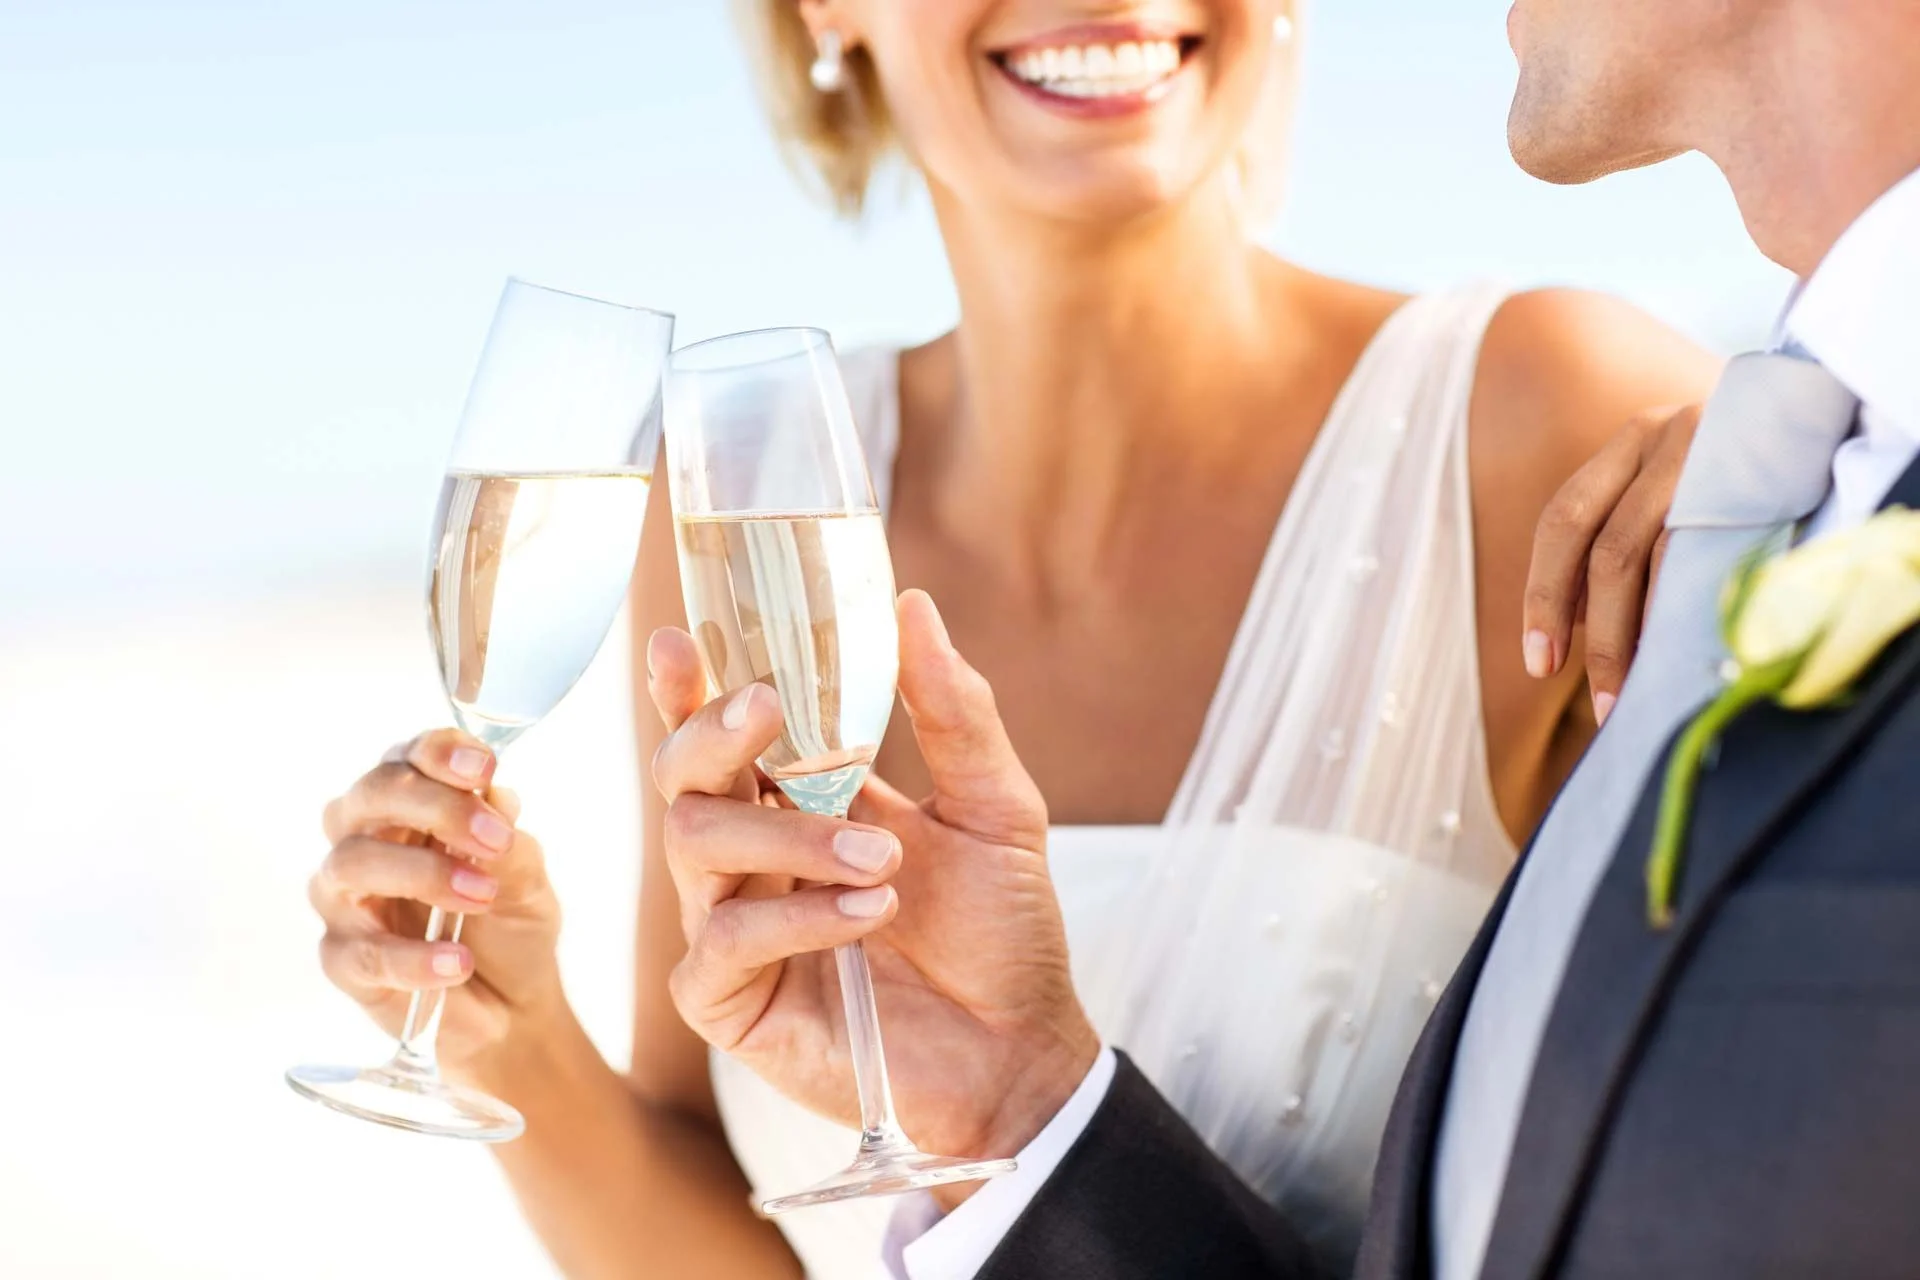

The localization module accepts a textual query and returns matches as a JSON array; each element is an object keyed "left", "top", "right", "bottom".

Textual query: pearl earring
[
  {"left": 810, "top": 29, "right": 846, "bottom": 93},
  {"left": 1272, "top": 13, "right": 1294, "bottom": 42}
]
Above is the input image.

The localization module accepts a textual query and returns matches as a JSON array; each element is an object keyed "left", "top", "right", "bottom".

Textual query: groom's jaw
[
  {"left": 1501, "top": 0, "right": 1725, "bottom": 186},
  {"left": 1505, "top": 0, "right": 1920, "bottom": 274}
]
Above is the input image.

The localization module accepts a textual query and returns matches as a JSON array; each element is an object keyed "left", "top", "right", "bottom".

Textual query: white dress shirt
[
  {"left": 877, "top": 1048, "right": 1116, "bottom": 1280},
  {"left": 882, "top": 165, "right": 1920, "bottom": 1280}
]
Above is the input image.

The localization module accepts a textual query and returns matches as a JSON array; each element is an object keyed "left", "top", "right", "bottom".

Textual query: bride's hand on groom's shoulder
[
  {"left": 647, "top": 589, "right": 1100, "bottom": 1173},
  {"left": 1525, "top": 401, "right": 1706, "bottom": 721}
]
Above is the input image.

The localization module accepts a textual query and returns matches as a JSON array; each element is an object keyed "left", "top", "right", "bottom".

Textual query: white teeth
[{"left": 1002, "top": 38, "right": 1185, "bottom": 98}]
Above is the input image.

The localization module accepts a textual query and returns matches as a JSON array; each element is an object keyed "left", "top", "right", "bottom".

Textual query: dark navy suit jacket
[{"left": 979, "top": 457, "right": 1920, "bottom": 1280}]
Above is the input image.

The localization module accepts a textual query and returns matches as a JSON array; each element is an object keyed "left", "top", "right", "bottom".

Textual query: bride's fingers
[
  {"left": 310, "top": 837, "right": 498, "bottom": 926},
  {"left": 896, "top": 590, "right": 1048, "bottom": 848},
  {"left": 322, "top": 762, "right": 516, "bottom": 862},
  {"left": 1522, "top": 412, "right": 1662, "bottom": 680},
  {"left": 1582, "top": 405, "right": 1696, "bottom": 717},
  {"left": 1581, "top": 456, "right": 1684, "bottom": 722},
  {"left": 319, "top": 929, "right": 473, "bottom": 1001}
]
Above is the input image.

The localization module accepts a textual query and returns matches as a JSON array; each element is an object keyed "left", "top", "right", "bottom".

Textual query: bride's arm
[
  {"left": 1466, "top": 289, "right": 1723, "bottom": 844},
  {"left": 478, "top": 467, "right": 802, "bottom": 1279}
]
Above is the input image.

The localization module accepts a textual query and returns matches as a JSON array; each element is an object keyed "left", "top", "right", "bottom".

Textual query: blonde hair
[{"left": 734, "top": 1, "right": 895, "bottom": 218}]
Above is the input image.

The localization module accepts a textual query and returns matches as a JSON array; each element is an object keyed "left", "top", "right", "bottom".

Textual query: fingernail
[
  {"left": 470, "top": 809, "right": 513, "bottom": 852},
  {"left": 451, "top": 867, "right": 498, "bottom": 902},
  {"left": 834, "top": 829, "right": 896, "bottom": 873},
  {"left": 646, "top": 630, "right": 665, "bottom": 681},
  {"left": 1594, "top": 692, "right": 1617, "bottom": 726},
  {"left": 914, "top": 592, "right": 956, "bottom": 655},
  {"left": 449, "top": 747, "right": 489, "bottom": 782},
  {"left": 838, "top": 886, "right": 894, "bottom": 918},
  {"left": 1523, "top": 630, "right": 1553, "bottom": 679},
  {"left": 722, "top": 684, "right": 760, "bottom": 731},
  {"left": 432, "top": 947, "right": 467, "bottom": 978}
]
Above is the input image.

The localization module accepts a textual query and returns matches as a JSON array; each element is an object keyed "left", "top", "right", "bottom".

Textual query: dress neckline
[{"left": 848, "top": 292, "right": 1503, "bottom": 845}]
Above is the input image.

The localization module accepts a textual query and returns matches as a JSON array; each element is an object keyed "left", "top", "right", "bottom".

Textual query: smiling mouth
[{"left": 989, "top": 30, "right": 1201, "bottom": 106}]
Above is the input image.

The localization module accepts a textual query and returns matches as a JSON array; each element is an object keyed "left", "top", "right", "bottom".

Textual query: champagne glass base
[
  {"left": 760, "top": 1146, "right": 1017, "bottom": 1215},
  {"left": 285, "top": 1060, "right": 525, "bottom": 1142}
]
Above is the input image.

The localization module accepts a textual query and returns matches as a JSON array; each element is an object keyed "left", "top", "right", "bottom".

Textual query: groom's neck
[{"left": 1698, "top": 6, "right": 1920, "bottom": 276}]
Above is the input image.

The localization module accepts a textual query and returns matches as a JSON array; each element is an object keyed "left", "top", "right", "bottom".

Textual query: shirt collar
[{"left": 1781, "top": 166, "right": 1920, "bottom": 447}]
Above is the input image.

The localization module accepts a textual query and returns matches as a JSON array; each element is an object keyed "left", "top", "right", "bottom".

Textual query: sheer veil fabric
[{"left": 709, "top": 285, "right": 1520, "bottom": 1276}]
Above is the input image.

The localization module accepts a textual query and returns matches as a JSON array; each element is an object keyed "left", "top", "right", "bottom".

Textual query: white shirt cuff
[{"left": 878, "top": 1046, "right": 1118, "bottom": 1280}]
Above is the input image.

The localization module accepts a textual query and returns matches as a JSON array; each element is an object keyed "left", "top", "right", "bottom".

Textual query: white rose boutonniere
[{"left": 1647, "top": 506, "right": 1920, "bottom": 927}]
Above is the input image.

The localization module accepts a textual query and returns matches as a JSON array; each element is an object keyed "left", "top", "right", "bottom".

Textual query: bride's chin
[{"left": 965, "top": 156, "right": 1230, "bottom": 229}]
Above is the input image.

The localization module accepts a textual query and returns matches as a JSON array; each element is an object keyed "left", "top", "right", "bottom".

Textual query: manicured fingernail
[
  {"left": 470, "top": 809, "right": 513, "bottom": 852},
  {"left": 722, "top": 684, "right": 760, "bottom": 731},
  {"left": 449, "top": 747, "right": 489, "bottom": 782},
  {"left": 1523, "top": 630, "right": 1553, "bottom": 679},
  {"left": 432, "top": 947, "right": 467, "bottom": 977},
  {"left": 834, "top": 829, "right": 895, "bottom": 873},
  {"left": 1593, "top": 692, "right": 1617, "bottom": 726},
  {"left": 838, "top": 886, "right": 894, "bottom": 918},
  {"left": 451, "top": 867, "right": 497, "bottom": 902}
]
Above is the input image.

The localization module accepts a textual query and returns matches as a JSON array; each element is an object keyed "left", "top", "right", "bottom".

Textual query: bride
[{"left": 307, "top": 2, "right": 1719, "bottom": 1276}]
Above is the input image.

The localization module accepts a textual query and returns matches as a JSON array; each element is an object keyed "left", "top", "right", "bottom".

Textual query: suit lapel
[
  {"left": 1879, "top": 451, "right": 1920, "bottom": 510},
  {"left": 1481, "top": 453, "right": 1920, "bottom": 1279},
  {"left": 1358, "top": 869, "right": 1520, "bottom": 1280}
]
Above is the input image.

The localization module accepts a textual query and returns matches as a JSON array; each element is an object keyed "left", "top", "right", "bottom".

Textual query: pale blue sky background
[{"left": 1, "top": 0, "right": 1791, "bottom": 626}]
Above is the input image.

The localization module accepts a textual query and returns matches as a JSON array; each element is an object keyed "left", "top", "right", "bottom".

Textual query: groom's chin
[
  {"left": 1505, "top": 106, "right": 1658, "bottom": 186},
  {"left": 1506, "top": 96, "right": 1685, "bottom": 186}
]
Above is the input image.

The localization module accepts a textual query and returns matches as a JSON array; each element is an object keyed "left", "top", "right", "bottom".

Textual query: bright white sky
[{"left": 0, "top": 0, "right": 1790, "bottom": 624}]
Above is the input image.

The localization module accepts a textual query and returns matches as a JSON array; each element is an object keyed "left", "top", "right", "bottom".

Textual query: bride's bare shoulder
[{"left": 1471, "top": 288, "right": 1722, "bottom": 481}]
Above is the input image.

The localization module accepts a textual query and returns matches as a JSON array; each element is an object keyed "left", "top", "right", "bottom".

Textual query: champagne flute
[
  {"left": 287, "top": 279, "right": 674, "bottom": 1141},
  {"left": 663, "top": 326, "right": 1016, "bottom": 1210}
]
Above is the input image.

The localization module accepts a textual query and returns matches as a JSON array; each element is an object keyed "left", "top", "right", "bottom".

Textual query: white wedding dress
[{"left": 710, "top": 284, "right": 1522, "bottom": 1278}]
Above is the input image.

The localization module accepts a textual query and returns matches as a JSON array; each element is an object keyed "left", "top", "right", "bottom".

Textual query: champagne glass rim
[
  {"left": 502, "top": 275, "right": 676, "bottom": 322},
  {"left": 671, "top": 325, "right": 833, "bottom": 371}
]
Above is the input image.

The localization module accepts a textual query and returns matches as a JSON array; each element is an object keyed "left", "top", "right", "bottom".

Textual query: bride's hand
[
  {"left": 310, "top": 732, "right": 564, "bottom": 1084},
  {"left": 1523, "top": 402, "right": 1705, "bottom": 723},
  {"left": 647, "top": 589, "right": 1099, "bottom": 1185}
]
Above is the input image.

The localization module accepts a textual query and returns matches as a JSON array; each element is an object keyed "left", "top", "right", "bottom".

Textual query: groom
[{"left": 651, "top": 1, "right": 1920, "bottom": 1275}]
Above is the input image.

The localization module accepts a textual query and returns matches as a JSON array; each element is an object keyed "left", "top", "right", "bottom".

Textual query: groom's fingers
[
  {"left": 652, "top": 680, "right": 781, "bottom": 802},
  {"left": 663, "top": 796, "right": 900, "bottom": 906},
  {"left": 646, "top": 627, "right": 709, "bottom": 734},
  {"left": 896, "top": 590, "right": 1048, "bottom": 850},
  {"left": 670, "top": 885, "right": 898, "bottom": 1049}
]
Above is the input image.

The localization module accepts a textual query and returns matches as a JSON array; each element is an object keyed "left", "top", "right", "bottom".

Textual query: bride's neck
[{"left": 913, "top": 181, "right": 1300, "bottom": 576}]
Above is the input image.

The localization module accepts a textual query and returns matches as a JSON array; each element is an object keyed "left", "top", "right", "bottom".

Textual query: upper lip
[{"left": 990, "top": 21, "right": 1198, "bottom": 57}]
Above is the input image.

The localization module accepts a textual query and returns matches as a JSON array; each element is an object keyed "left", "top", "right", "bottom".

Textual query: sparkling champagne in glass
[
  {"left": 664, "top": 327, "right": 1016, "bottom": 1210},
  {"left": 286, "top": 280, "right": 674, "bottom": 1141}
]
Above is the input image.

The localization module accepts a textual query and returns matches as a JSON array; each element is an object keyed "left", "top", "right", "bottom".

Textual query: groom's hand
[{"left": 648, "top": 589, "right": 1101, "bottom": 1189}]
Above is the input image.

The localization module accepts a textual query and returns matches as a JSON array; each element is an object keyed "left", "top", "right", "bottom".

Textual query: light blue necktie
[{"left": 1431, "top": 352, "right": 1861, "bottom": 1280}]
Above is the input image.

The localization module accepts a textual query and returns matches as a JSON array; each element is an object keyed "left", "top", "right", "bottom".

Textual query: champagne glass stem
[
  {"left": 394, "top": 775, "right": 487, "bottom": 1069},
  {"left": 833, "top": 940, "right": 909, "bottom": 1151},
  {"left": 394, "top": 907, "right": 465, "bottom": 1071}
]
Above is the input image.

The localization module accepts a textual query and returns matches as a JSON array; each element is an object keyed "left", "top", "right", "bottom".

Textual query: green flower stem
[{"left": 1646, "top": 662, "right": 1795, "bottom": 928}]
